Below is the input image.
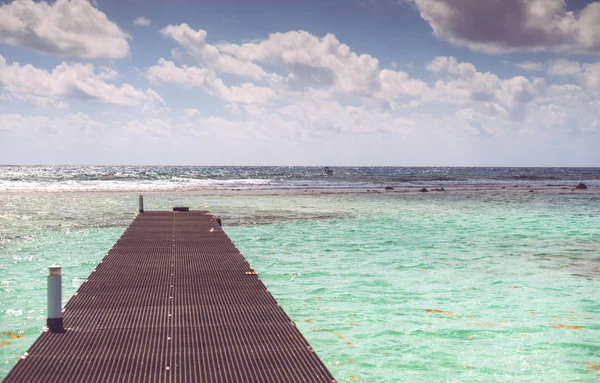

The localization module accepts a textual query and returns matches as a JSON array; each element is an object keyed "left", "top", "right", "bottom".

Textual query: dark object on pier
[
  {"left": 173, "top": 206, "right": 189, "bottom": 212},
  {"left": 419, "top": 188, "right": 429, "bottom": 192},
  {"left": 385, "top": 186, "right": 394, "bottom": 190},
  {"left": 575, "top": 183, "right": 588, "bottom": 189},
  {"left": 5, "top": 211, "right": 335, "bottom": 383},
  {"left": 46, "top": 317, "right": 65, "bottom": 333}
]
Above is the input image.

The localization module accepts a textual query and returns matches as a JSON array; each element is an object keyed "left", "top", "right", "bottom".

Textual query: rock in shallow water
[{"left": 575, "top": 183, "right": 588, "bottom": 189}]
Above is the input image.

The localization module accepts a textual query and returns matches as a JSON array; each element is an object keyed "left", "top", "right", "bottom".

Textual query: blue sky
[{"left": 1, "top": 0, "right": 599, "bottom": 165}]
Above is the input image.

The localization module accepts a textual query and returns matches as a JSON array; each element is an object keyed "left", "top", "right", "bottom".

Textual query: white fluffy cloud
[
  {"left": 515, "top": 61, "right": 544, "bottom": 71},
  {"left": 425, "top": 56, "right": 547, "bottom": 121},
  {"left": 184, "top": 108, "right": 200, "bottom": 119},
  {"left": 277, "top": 99, "right": 415, "bottom": 135},
  {"left": 125, "top": 118, "right": 172, "bottom": 138},
  {"left": 419, "top": 56, "right": 600, "bottom": 136},
  {"left": 426, "top": 55, "right": 477, "bottom": 77},
  {"left": 160, "top": 27, "right": 429, "bottom": 104},
  {"left": 147, "top": 58, "right": 276, "bottom": 104},
  {"left": 151, "top": 26, "right": 434, "bottom": 113},
  {"left": 184, "top": 99, "right": 415, "bottom": 140},
  {"left": 1, "top": 8, "right": 598, "bottom": 166},
  {"left": 161, "top": 24, "right": 267, "bottom": 79},
  {"left": 0, "top": 0, "right": 129, "bottom": 59},
  {"left": 149, "top": 25, "right": 600, "bottom": 138},
  {"left": 547, "top": 59, "right": 600, "bottom": 88},
  {"left": 219, "top": 29, "right": 430, "bottom": 98},
  {"left": 0, "top": 55, "right": 163, "bottom": 108},
  {"left": 148, "top": 25, "right": 281, "bottom": 105},
  {"left": 0, "top": 112, "right": 104, "bottom": 134},
  {"left": 133, "top": 16, "right": 151, "bottom": 27},
  {"left": 379, "top": 70, "right": 428, "bottom": 96},
  {"left": 412, "top": 0, "right": 600, "bottom": 54},
  {"left": 218, "top": 31, "right": 384, "bottom": 96},
  {"left": 147, "top": 58, "right": 215, "bottom": 88}
]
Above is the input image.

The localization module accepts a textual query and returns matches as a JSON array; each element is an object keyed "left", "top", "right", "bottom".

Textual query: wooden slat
[{"left": 4, "top": 211, "right": 335, "bottom": 383}]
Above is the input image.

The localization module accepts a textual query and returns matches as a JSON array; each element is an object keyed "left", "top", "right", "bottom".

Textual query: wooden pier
[{"left": 4, "top": 210, "right": 335, "bottom": 382}]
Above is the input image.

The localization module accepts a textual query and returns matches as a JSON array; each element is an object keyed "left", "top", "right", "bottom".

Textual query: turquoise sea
[{"left": 1, "top": 166, "right": 599, "bottom": 382}]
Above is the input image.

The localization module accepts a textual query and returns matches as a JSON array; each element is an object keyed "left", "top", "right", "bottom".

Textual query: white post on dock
[
  {"left": 139, "top": 195, "right": 144, "bottom": 213},
  {"left": 47, "top": 265, "right": 64, "bottom": 333}
]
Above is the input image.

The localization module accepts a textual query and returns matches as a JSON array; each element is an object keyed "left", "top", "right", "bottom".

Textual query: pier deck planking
[{"left": 4, "top": 211, "right": 335, "bottom": 383}]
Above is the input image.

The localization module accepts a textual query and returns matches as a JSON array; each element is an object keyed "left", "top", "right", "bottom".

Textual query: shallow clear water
[{"left": 1, "top": 190, "right": 599, "bottom": 382}]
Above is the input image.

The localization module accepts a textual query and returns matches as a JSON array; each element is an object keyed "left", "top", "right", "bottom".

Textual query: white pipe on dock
[{"left": 47, "top": 265, "right": 64, "bottom": 332}]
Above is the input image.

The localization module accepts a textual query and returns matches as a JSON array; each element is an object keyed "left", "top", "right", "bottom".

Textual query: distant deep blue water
[{"left": 1, "top": 166, "right": 599, "bottom": 192}]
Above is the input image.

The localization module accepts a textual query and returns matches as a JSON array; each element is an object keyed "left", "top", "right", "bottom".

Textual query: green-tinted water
[{"left": 1, "top": 192, "right": 599, "bottom": 381}]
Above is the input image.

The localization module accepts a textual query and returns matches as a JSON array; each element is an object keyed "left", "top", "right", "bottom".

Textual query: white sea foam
[
  {"left": 0, "top": 178, "right": 392, "bottom": 192},
  {"left": 0, "top": 178, "right": 277, "bottom": 192}
]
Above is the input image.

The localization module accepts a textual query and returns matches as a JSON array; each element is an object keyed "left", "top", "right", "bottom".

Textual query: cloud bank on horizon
[{"left": 0, "top": 0, "right": 599, "bottom": 165}]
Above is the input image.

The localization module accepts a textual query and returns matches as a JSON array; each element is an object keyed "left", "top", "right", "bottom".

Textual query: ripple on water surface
[
  {"left": 1, "top": 191, "right": 599, "bottom": 382},
  {"left": 227, "top": 195, "right": 600, "bottom": 382}
]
